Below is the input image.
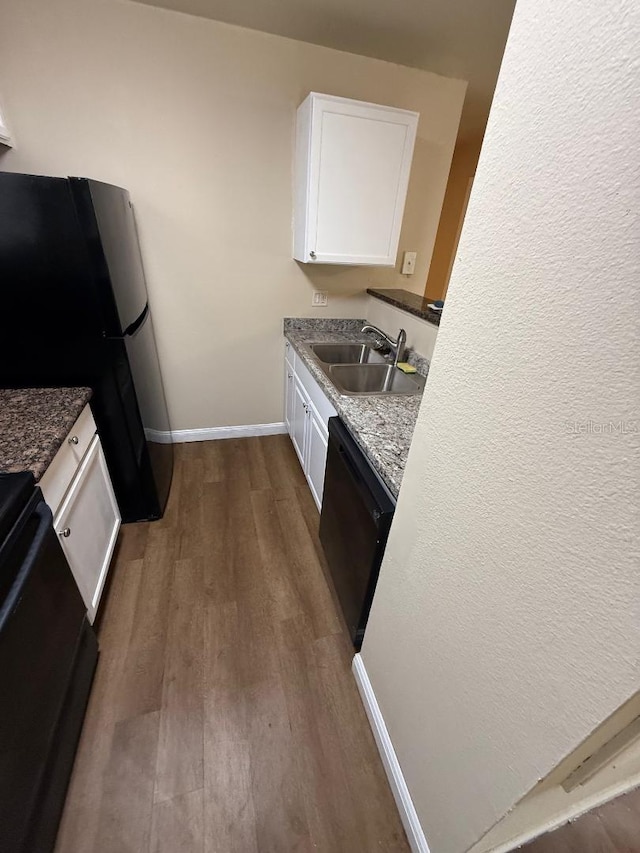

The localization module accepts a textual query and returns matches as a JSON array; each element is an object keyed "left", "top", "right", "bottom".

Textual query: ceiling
[{"left": 134, "top": 0, "right": 516, "bottom": 140}]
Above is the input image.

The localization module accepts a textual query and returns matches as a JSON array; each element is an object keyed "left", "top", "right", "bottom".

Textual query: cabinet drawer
[
  {"left": 285, "top": 339, "right": 296, "bottom": 371},
  {"left": 39, "top": 405, "right": 97, "bottom": 516},
  {"left": 66, "top": 404, "right": 97, "bottom": 463}
]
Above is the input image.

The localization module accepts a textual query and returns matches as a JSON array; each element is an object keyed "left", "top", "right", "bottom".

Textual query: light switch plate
[
  {"left": 401, "top": 251, "right": 417, "bottom": 275},
  {"left": 312, "top": 291, "right": 328, "bottom": 307}
]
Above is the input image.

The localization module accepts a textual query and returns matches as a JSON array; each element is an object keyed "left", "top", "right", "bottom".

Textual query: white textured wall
[
  {"left": 0, "top": 0, "right": 464, "bottom": 430},
  {"left": 361, "top": 1, "right": 640, "bottom": 852}
]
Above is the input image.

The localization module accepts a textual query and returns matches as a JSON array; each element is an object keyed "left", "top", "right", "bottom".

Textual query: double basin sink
[{"left": 305, "top": 343, "right": 425, "bottom": 397}]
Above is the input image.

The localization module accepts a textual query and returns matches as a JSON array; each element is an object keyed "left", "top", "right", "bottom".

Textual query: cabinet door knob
[
  {"left": 60, "top": 527, "right": 71, "bottom": 538},
  {"left": 288, "top": 372, "right": 293, "bottom": 379},
  {"left": 68, "top": 435, "right": 79, "bottom": 445},
  {"left": 309, "top": 251, "right": 316, "bottom": 259}
]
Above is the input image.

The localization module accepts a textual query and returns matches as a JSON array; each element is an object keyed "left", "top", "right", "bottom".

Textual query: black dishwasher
[{"left": 320, "top": 417, "right": 396, "bottom": 648}]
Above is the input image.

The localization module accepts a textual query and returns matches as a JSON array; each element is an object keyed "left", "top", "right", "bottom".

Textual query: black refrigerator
[{"left": 0, "top": 173, "right": 173, "bottom": 522}]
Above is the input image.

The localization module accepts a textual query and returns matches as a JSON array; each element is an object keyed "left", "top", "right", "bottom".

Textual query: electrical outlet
[
  {"left": 312, "top": 291, "right": 328, "bottom": 307},
  {"left": 401, "top": 251, "right": 417, "bottom": 275}
]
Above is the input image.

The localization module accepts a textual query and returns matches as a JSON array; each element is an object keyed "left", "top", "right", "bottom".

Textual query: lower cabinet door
[
  {"left": 291, "top": 377, "right": 309, "bottom": 466},
  {"left": 306, "top": 409, "right": 329, "bottom": 510},
  {"left": 54, "top": 435, "right": 121, "bottom": 623},
  {"left": 284, "top": 358, "right": 295, "bottom": 435}
]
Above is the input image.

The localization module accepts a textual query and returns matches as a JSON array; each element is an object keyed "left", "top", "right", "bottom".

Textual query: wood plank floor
[{"left": 55, "top": 436, "right": 408, "bottom": 853}]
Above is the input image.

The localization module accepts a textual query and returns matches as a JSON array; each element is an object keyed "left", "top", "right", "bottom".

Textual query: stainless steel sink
[
  {"left": 327, "top": 364, "right": 425, "bottom": 396},
  {"left": 301, "top": 340, "right": 425, "bottom": 396},
  {"left": 308, "top": 343, "right": 387, "bottom": 365}
]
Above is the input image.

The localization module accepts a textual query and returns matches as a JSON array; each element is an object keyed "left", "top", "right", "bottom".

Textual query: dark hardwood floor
[{"left": 55, "top": 436, "right": 408, "bottom": 853}]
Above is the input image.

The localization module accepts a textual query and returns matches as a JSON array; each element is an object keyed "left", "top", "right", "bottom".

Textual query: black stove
[
  {"left": 0, "top": 471, "right": 34, "bottom": 542},
  {"left": 0, "top": 473, "right": 98, "bottom": 853}
]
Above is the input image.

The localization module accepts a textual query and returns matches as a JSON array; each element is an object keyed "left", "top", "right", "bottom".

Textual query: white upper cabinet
[
  {"left": 0, "top": 96, "right": 12, "bottom": 147},
  {"left": 293, "top": 93, "right": 418, "bottom": 266}
]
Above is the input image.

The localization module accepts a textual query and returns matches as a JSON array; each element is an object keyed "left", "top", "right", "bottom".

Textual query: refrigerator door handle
[{"left": 123, "top": 303, "right": 149, "bottom": 337}]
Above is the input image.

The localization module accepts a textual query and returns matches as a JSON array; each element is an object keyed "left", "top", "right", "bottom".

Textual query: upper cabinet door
[
  {"left": 0, "top": 96, "right": 13, "bottom": 147},
  {"left": 294, "top": 93, "right": 418, "bottom": 266}
]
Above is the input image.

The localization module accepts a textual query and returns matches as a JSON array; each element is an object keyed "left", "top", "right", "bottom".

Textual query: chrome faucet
[{"left": 361, "top": 324, "right": 407, "bottom": 368}]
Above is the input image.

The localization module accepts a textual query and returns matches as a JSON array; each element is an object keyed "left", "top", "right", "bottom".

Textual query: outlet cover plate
[{"left": 401, "top": 251, "right": 417, "bottom": 275}]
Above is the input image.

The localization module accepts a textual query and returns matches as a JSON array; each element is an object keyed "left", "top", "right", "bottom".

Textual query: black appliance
[
  {"left": 319, "top": 417, "right": 396, "bottom": 649},
  {"left": 0, "top": 173, "right": 173, "bottom": 522},
  {"left": 0, "top": 472, "right": 98, "bottom": 853}
]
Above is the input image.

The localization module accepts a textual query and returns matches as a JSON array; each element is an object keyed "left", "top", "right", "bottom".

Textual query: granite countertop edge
[
  {"left": 367, "top": 288, "right": 442, "bottom": 326},
  {"left": 283, "top": 318, "right": 428, "bottom": 497},
  {"left": 0, "top": 387, "right": 93, "bottom": 482}
]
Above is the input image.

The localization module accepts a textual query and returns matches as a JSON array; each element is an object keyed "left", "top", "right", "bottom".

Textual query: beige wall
[
  {"left": 365, "top": 295, "right": 439, "bottom": 362},
  {"left": 360, "top": 1, "right": 640, "bottom": 852},
  {"left": 0, "top": 0, "right": 465, "bottom": 430}
]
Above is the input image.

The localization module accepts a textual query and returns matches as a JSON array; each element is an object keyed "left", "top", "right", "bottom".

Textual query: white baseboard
[
  {"left": 352, "top": 654, "right": 430, "bottom": 853},
  {"left": 145, "top": 422, "right": 287, "bottom": 444}
]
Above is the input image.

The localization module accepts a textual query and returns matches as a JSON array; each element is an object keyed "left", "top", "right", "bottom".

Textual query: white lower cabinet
[
  {"left": 306, "top": 411, "right": 329, "bottom": 508},
  {"left": 291, "top": 376, "right": 309, "bottom": 466},
  {"left": 284, "top": 341, "right": 337, "bottom": 510},
  {"left": 284, "top": 357, "right": 295, "bottom": 435},
  {"left": 39, "top": 404, "right": 121, "bottom": 623},
  {"left": 55, "top": 435, "right": 120, "bottom": 623}
]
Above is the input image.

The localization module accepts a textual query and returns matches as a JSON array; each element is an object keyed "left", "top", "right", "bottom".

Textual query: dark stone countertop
[
  {"left": 284, "top": 319, "right": 429, "bottom": 497},
  {"left": 0, "top": 387, "right": 93, "bottom": 481},
  {"left": 367, "top": 288, "right": 442, "bottom": 326}
]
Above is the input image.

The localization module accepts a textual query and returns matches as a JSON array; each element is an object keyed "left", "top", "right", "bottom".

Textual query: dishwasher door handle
[
  {"left": 338, "top": 443, "right": 363, "bottom": 486},
  {"left": 337, "top": 443, "right": 384, "bottom": 524}
]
